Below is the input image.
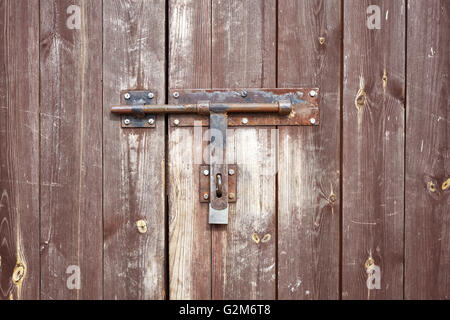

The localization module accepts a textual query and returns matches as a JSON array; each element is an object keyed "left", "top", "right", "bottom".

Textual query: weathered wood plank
[
  {"left": 103, "top": 0, "right": 166, "bottom": 300},
  {"left": 277, "top": 0, "right": 341, "bottom": 300},
  {"left": 405, "top": 0, "right": 449, "bottom": 300},
  {"left": 39, "top": 0, "right": 103, "bottom": 300},
  {"left": 168, "top": 0, "right": 212, "bottom": 300},
  {"left": 342, "top": 0, "right": 405, "bottom": 299},
  {"left": 211, "top": 0, "right": 277, "bottom": 300},
  {"left": 0, "top": 0, "right": 40, "bottom": 300}
]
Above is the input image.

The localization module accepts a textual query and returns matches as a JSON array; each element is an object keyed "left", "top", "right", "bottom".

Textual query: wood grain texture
[
  {"left": 342, "top": 0, "right": 405, "bottom": 299},
  {"left": 211, "top": 0, "right": 277, "bottom": 300},
  {"left": 0, "top": 0, "right": 40, "bottom": 300},
  {"left": 405, "top": 0, "right": 449, "bottom": 300},
  {"left": 277, "top": 0, "right": 341, "bottom": 300},
  {"left": 168, "top": 0, "right": 212, "bottom": 300},
  {"left": 39, "top": 0, "right": 103, "bottom": 300},
  {"left": 103, "top": 0, "right": 166, "bottom": 300}
]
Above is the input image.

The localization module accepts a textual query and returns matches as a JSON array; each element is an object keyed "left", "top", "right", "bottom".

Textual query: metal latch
[{"left": 111, "top": 88, "right": 320, "bottom": 224}]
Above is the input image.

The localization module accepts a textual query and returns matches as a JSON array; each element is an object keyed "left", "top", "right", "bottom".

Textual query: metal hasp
[{"left": 111, "top": 88, "right": 320, "bottom": 224}]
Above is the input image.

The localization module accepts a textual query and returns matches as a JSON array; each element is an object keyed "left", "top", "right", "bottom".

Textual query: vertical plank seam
[
  {"left": 275, "top": 0, "right": 279, "bottom": 301},
  {"left": 38, "top": 0, "right": 42, "bottom": 301},
  {"left": 403, "top": 0, "right": 408, "bottom": 301},
  {"left": 339, "top": 0, "right": 344, "bottom": 301},
  {"left": 101, "top": 0, "right": 105, "bottom": 301},
  {"left": 164, "top": 0, "right": 170, "bottom": 301},
  {"left": 210, "top": 0, "right": 213, "bottom": 300}
]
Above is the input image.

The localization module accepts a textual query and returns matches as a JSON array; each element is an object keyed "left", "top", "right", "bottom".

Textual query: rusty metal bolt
[
  {"left": 309, "top": 90, "right": 317, "bottom": 98},
  {"left": 228, "top": 169, "right": 235, "bottom": 176},
  {"left": 203, "top": 170, "right": 210, "bottom": 176},
  {"left": 124, "top": 118, "right": 131, "bottom": 125},
  {"left": 124, "top": 93, "right": 131, "bottom": 100},
  {"left": 173, "top": 92, "right": 180, "bottom": 99},
  {"left": 148, "top": 118, "right": 155, "bottom": 125},
  {"left": 228, "top": 193, "right": 235, "bottom": 200},
  {"left": 203, "top": 193, "right": 209, "bottom": 200},
  {"left": 242, "top": 118, "right": 249, "bottom": 125},
  {"left": 309, "top": 118, "right": 316, "bottom": 125},
  {"left": 173, "top": 119, "right": 180, "bottom": 126}
]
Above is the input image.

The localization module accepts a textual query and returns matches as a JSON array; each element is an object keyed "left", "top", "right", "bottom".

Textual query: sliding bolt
[
  {"left": 173, "top": 92, "right": 180, "bottom": 99},
  {"left": 124, "top": 93, "right": 131, "bottom": 100},
  {"left": 124, "top": 119, "right": 131, "bottom": 125},
  {"left": 147, "top": 92, "right": 154, "bottom": 99}
]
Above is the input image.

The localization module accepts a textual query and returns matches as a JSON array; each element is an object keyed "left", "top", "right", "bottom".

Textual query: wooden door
[{"left": 0, "top": 0, "right": 448, "bottom": 300}]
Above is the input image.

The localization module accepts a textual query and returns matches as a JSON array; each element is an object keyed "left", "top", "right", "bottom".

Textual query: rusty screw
[
  {"left": 173, "top": 92, "right": 180, "bottom": 99},
  {"left": 242, "top": 118, "right": 249, "bottom": 125},
  {"left": 309, "top": 118, "right": 316, "bottom": 125},
  {"left": 309, "top": 90, "right": 317, "bottom": 98},
  {"left": 228, "top": 193, "right": 235, "bottom": 200},
  {"left": 203, "top": 193, "right": 209, "bottom": 200},
  {"left": 228, "top": 169, "right": 235, "bottom": 176},
  {"left": 173, "top": 119, "right": 180, "bottom": 126},
  {"left": 148, "top": 118, "right": 155, "bottom": 125},
  {"left": 203, "top": 169, "right": 210, "bottom": 176},
  {"left": 124, "top": 118, "right": 131, "bottom": 125},
  {"left": 147, "top": 92, "right": 154, "bottom": 99},
  {"left": 124, "top": 93, "right": 131, "bottom": 100}
]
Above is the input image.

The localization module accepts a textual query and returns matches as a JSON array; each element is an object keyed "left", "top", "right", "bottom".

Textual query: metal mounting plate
[
  {"left": 199, "top": 165, "right": 237, "bottom": 203},
  {"left": 121, "top": 90, "right": 157, "bottom": 128},
  {"left": 168, "top": 88, "right": 320, "bottom": 127}
]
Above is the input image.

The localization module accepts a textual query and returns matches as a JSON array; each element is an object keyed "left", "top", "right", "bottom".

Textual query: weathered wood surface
[
  {"left": 168, "top": 0, "right": 212, "bottom": 300},
  {"left": 103, "top": 0, "right": 166, "bottom": 300},
  {"left": 211, "top": 0, "right": 277, "bottom": 300},
  {"left": 277, "top": 0, "right": 341, "bottom": 299},
  {"left": 40, "top": 0, "right": 103, "bottom": 300},
  {"left": 0, "top": 0, "right": 40, "bottom": 300},
  {"left": 405, "top": 0, "right": 449, "bottom": 300},
  {"left": 342, "top": 0, "right": 405, "bottom": 299}
]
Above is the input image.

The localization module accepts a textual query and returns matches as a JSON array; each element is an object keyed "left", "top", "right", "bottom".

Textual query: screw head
[
  {"left": 309, "top": 90, "right": 317, "bottom": 98},
  {"left": 124, "top": 118, "right": 131, "bottom": 125},
  {"left": 147, "top": 92, "right": 154, "bottom": 99},
  {"left": 148, "top": 118, "right": 155, "bottom": 125},
  {"left": 203, "top": 170, "right": 210, "bottom": 176},
  {"left": 124, "top": 93, "right": 131, "bottom": 100},
  {"left": 309, "top": 118, "right": 316, "bottom": 125},
  {"left": 203, "top": 193, "right": 209, "bottom": 200},
  {"left": 173, "top": 92, "right": 180, "bottom": 99},
  {"left": 241, "top": 90, "right": 248, "bottom": 98},
  {"left": 228, "top": 169, "right": 235, "bottom": 176},
  {"left": 173, "top": 119, "right": 180, "bottom": 126},
  {"left": 228, "top": 193, "right": 235, "bottom": 200},
  {"left": 242, "top": 118, "right": 249, "bottom": 125}
]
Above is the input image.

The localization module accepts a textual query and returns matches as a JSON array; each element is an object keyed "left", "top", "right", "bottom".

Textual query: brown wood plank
[
  {"left": 39, "top": 0, "right": 103, "bottom": 299},
  {"left": 103, "top": 0, "right": 166, "bottom": 299},
  {"left": 405, "top": 0, "right": 449, "bottom": 300},
  {"left": 277, "top": 0, "right": 341, "bottom": 299},
  {"left": 342, "top": 0, "right": 405, "bottom": 299},
  {"left": 0, "top": 0, "right": 40, "bottom": 300},
  {"left": 211, "top": 0, "right": 277, "bottom": 300},
  {"left": 168, "top": 0, "right": 212, "bottom": 300}
]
